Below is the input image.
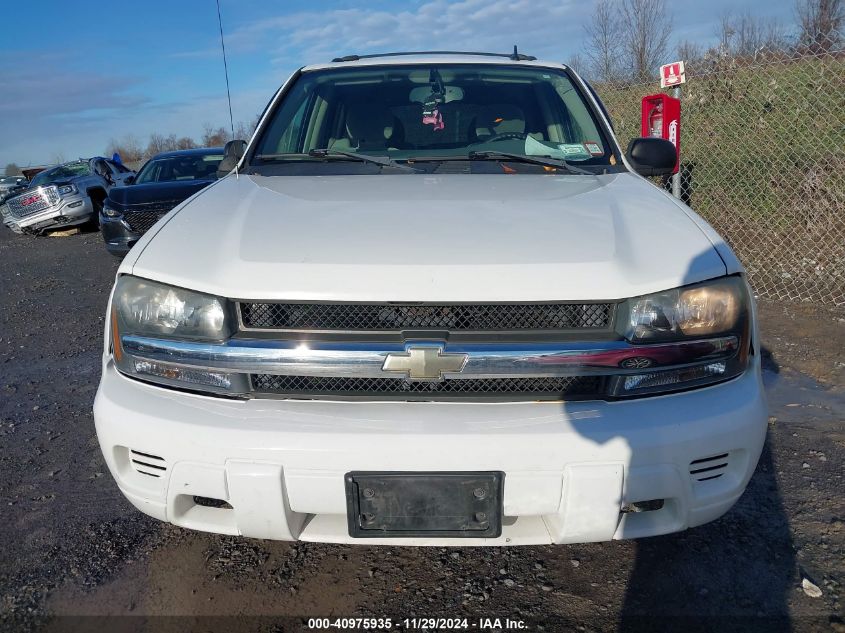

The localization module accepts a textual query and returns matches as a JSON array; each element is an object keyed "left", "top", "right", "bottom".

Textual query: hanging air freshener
[
  {"left": 422, "top": 98, "right": 444, "bottom": 131},
  {"left": 422, "top": 70, "right": 446, "bottom": 131}
]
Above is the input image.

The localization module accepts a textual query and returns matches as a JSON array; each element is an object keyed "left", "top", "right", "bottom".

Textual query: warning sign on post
[{"left": 660, "top": 61, "right": 686, "bottom": 88}]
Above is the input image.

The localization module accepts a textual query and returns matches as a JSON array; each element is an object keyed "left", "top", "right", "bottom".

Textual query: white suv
[{"left": 94, "top": 52, "right": 767, "bottom": 545}]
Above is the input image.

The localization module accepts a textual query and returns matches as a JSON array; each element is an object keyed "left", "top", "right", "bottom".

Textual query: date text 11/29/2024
[{"left": 307, "top": 617, "right": 528, "bottom": 630}]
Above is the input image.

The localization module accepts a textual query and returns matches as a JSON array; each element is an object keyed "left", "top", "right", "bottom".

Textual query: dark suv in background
[
  {"left": 0, "top": 175, "right": 29, "bottom": 204},
  {"left": 100, "top": 147, "right": 224, "bottom": 256}
]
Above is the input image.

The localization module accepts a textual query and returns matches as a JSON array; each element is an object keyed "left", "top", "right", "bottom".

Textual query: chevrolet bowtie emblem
[{"left": 382, "top": 346, "right": 468, "bottom": 381}]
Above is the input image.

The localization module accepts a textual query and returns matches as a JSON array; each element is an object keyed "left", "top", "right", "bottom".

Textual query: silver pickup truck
[{"left": 1, "top": 157, "right": 134, "bottom": 234}]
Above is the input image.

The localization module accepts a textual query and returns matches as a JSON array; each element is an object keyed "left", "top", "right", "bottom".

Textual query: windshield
[
  {"left": 30, "top": 162, "right": 89, "bottom": 187},
  {"left": 135, "top": 153, "right": 224, "bottom": 184},
  {"left": 252, "top": 64, "right": 616, "bottom": 173}
]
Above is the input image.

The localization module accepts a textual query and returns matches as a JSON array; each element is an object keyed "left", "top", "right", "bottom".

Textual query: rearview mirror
[
  {"left": 217, "top": 139, "right": 247, "bottom": 177},
  {"left": 625, "top": 137, "right": 676, "bottom": 177}
]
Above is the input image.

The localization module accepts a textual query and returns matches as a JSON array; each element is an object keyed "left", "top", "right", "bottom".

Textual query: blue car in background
[{"left": 100, "top": 147, "right": 225, "bottom": 256}]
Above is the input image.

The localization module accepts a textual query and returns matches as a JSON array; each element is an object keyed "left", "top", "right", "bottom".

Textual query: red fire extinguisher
[{"left": 648, "top": 101, "right": 663, "bottom": 138}]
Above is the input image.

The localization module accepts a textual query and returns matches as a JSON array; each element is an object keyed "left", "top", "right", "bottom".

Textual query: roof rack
[{"left": 331, "top": 46, "right": 536, "bottom": 63}]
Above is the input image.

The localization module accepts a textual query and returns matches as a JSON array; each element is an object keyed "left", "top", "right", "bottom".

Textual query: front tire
[{"left": 89, "top": 197, "right": 103, "bottom": 230}]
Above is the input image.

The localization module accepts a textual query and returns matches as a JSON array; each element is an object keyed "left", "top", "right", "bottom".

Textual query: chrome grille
[
  {"left": 251, "top": 374, "right": 603, "bottom": 399},
  {"left": 124, "top": 210, "right": 167, "bottom": 234},
  {"left": 240, "top": 302, "right": 613, "bottom": 331},
  {"left": 7, "top": 187, "right": 59, "bottom": 218}
]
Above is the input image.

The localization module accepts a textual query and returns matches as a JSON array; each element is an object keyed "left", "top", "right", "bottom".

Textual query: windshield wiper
[
  {"left": 254, "top": 150, "right": 417, "bottom": 172},
  {"left": 309, "top": 149, "right": 418, "bottom": 172},
  {"left": 467, "top": 150, "right": 596, "bottom": 175}
]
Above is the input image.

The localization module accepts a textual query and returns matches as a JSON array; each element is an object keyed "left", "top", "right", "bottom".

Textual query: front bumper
[
  {"left": 94, "top": 356, "right": 767, "bottom": 546},
  {"left": 100, "top": 215, "right": 139, "bottom": 255},
  {"left": 2, "top": 194, "right": 93, "bottom": 233}
]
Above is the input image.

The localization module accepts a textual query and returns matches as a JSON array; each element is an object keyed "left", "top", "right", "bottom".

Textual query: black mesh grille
[
  {"left": 124, "top": 210, "right": 167, "bottom": 235},
  {"left": 251, "top": 374, "right": 603, "bottom": 399},
  {"left": 240, "top": 302, "right": 612, "bottom": 331}
]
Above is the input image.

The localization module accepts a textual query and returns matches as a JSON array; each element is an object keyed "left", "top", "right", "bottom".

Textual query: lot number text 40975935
[{"left": 306, "top": 617, "right": 528, "bottom": 630}]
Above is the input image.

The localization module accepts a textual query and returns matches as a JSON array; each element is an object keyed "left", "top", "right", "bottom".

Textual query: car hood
[
  {"left": 109, "top": 180, "right": 213, "bottom": 207},
  {"left": 14, "top": 179, "right": 71, "bottom": 194},
  {"left": 129, "top": 173, "right": 727, "bottom": 302}
]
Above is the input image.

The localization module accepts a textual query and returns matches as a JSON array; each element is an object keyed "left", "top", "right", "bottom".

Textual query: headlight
[
  {"left": 621, "top": 276, "right": 747, "bottom": 343},
  {"left": 57, "top": 184, "right": 77, "bottom": 196},
  {"left": 110, "top": 276, "right": 243, "bottom": 395},
  {"left": 102, "top": 200, "right": 122, "bottom": 217},
  {"left": 611, "top": 276, "right": 752, "bottom": 396},
  {"left": 113, "top": 276, "right": 233, "bottom": 341}
]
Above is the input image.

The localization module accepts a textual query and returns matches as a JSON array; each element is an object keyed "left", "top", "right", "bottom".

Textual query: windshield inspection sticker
[
  {"left": 524, "top": 136, "right": 592, "bottom": 161},
  {"left": 584, "top": 142, "right": 603, "bottom": 156},
  {"left": 558, "top": 144, "right": 591, "bottom": 159}
]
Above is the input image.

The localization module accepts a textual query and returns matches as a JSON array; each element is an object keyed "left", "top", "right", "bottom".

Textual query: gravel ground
[{"left": 1, "top": 227, "right": 843, "bottom": 633}]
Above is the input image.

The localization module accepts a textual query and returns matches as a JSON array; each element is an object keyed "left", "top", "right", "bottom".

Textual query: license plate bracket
[{"left": 345, "top": 471, "right": 503, "bottom": 538}]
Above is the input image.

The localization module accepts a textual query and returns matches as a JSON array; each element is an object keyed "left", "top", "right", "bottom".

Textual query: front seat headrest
[
  {"left": 345, "top": 104, "right": 394, "bottom": 149},
  {"left": 475, "top": 105, "right": 526, "bottom": 138}
]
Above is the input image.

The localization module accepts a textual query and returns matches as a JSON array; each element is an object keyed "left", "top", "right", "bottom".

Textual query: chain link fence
[{"left": 594, "top": 49, "right": 845, "bottom": 306}]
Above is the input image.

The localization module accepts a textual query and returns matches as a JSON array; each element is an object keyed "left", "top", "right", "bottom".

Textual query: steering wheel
[{"left": 487, "top": 132, "right": 529, "bottom": 143}]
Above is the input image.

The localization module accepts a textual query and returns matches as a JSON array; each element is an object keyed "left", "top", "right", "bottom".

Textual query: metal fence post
[{"left": 671, "top": 84, "right": 681, "bottom": 200}]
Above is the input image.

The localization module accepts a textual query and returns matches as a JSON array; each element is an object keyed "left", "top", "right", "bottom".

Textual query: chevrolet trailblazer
[{"left": 94, "top": 51, "right": 767, "bottom": 545}]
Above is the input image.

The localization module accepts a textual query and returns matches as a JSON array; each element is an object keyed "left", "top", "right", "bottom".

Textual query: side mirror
[
  {"left": 224, "top": 139, "right": 247, "bottom": 160},
  {"left": 124, "top": 175, "right": 135, "bottom": 185},
  {"left": 217, "top": 139, "right": 247, "bottom": 177},
  {"left": 625, "top": 137, "right": 676, "bottom": 177}
]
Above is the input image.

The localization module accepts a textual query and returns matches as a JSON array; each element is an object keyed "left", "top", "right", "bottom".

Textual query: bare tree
[
  {"left": 234, "top": 116, "right": 261, "bottom": 142},
  {"left": 175, "top": 136, "right": 197, "bottom": 150},
  {"left": 795, "top": 0, "right": 844, "bottom": 52},
  {"left": 716, "top": 11, "right": 736, "bottom": 56},
  {"left": 676, "top": 39, "right": 703, "bottom": 64},
  {"left": 584, "top": 0, "right": 624, "bottom": 82},
  {"left": 4, "top": 163, "right": 22, "bottom": 176},
  {"left": 105, "top": 135, "right": 143, "bottom": 164},
  {"left": 146, "top": 133, "right": 169, "bottom": 157},
  {"left": 201, "top": 123, "right": 230, "bottom": 147},
  {"left": 717, "top": 11, "right": 786, "bottom": 58},
  {"left": 737, "top": 12, "right": 767, "bottom": 55},
  {"left": 620, "top": 0, "right": 673, "bottom": 82},
  {"left": 567, "top": 53, "right": 587, "bottom": 76},
  {"left": 146, "top": 133, "right": 182, "bottom": 157}
]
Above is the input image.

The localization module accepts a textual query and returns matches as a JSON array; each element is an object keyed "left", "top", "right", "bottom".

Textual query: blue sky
[{"left": 0, "top": 0, "right": 795, "bottom": 168}]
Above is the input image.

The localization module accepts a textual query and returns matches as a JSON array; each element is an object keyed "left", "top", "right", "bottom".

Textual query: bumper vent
[
  {"left": 689, "top": 453, "right": 730, "bottom": 482},
  {"left": 130, "top": 449, "right": 167, "bottom": 478},
  {"left": 193, "top": 495, "right": 232, "bottom": 509},
  {"left": 123, "top": 210, "right": 168, "bottom": 235},
  {"left": 239, "top": 301, "right": 613, "bottom": 331},
  {"left": 252, "top": 374, "right": 603, "bottom": 400}
]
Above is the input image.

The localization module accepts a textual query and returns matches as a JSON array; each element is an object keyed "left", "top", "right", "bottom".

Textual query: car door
[
  {"left": 89, "top": 158, "right": 115, "bottom": 189},
  {"left": 106, "top": 160, "right": 135, "bottom": 186}
]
